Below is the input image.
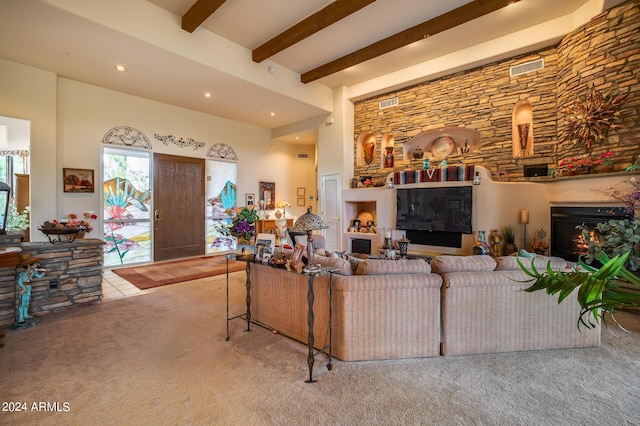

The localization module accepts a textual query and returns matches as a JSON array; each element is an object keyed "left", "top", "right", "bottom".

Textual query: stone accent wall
[
  {"left": 353, "top": 0, "right": 640, "bottom": 183},
  {"left": 0, "top": 238, "right": 104, "bottom": 326},
  {"left": 556, "top": 1, "right": 640, "bottom": 163}
]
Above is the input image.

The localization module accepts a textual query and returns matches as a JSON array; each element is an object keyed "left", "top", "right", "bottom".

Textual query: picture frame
[
  {"left": 289, "top": 243, "right": 306, "bottom": 270},
  {"left": 255, "top": 233, "right": 276, "bottom": 262},
  {"left": 297, "top": 187, "right": 305, "bottom": 197},
  {"left": 297, "top": 197, "right": 305, "bottom": 207},
  {"left": 245, "top": 193, "right": 255, "bottom": 207},
  {"left": 63, "top": 168, "right": 95, "bottom": 193},
  {"left": 259, "top": 181, "right": 275, "bottom": 210}
]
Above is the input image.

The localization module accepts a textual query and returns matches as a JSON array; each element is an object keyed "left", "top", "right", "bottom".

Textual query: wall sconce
[{"left": 0, "top": 182, "right": 11, "bottom": 234}]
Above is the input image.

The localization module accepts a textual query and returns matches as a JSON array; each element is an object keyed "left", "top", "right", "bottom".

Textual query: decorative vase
[
  {"left": 504, "top": 243, "right": 518, "bottom": 255},
  {"left": 384, "top": 146, "right": 394, "bottom": 168},
  {"left": 422, "top": 157, "right": 430, "bottom": 170},
  {"left": 517, "top": 123, "right": 530, "bottom": 153},
  {"left": 398, "top": 238, "right": 410, "bottom": 258},
  {"left": 274, "top": 209, "right": 283, "bottom": 219},
  {"left": 412, "top": 147, "right": 423, "bottom": 160},
  {"left": 274, "top": 218, "right": 288, "bottom": 246},
  {"left": 363, "top": 139, "right": 375, "bottom": 165}
]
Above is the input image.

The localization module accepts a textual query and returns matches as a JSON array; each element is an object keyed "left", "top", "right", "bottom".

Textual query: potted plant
[
  {"left": 594, "top": 151, "right": 615, "bottom": 173},
  {"left": 501, "top": 225, "right": 517, "bottom": 255},
  {"left": 518, "top": 251, "right": 640, "bottom": 329}
]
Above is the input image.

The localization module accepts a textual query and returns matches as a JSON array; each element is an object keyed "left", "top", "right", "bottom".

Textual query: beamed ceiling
[{"left": 0, "top": 0, "right": 627, "bottom": 144}]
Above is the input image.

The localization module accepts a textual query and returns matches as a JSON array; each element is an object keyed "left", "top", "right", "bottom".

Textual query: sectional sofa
[{"left": 245, "top": 253, "right": 600, "bottom": 361}]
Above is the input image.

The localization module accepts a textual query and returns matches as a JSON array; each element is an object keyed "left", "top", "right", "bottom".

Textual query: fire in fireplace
[{"left": 551, "top": 206, "right": 630, "bottom": 261}]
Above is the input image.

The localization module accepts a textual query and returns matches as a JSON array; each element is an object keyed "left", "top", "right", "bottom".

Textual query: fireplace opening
[{"left": 550, "top": 206, "right": 630, "bottom": 262}]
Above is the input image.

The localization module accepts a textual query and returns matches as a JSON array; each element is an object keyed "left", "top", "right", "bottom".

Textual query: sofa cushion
[
  {"left": 495, "top": 255, "right": 567, "bottom": 271},
  {"left": 355, "top": 259, "right": 431, "bottom": 275},
  {"left": 430, "top": 255, "right": 497, "bottom": 273},
  {"left": 311, "top": 254, "right": 352, "bottom": 276}
]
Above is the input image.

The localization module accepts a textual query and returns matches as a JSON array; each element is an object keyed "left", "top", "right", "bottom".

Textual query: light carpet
[
  {"left": 112, "top": 254, "right": 246, "bottom": 289},
  {"left": 0, "top": 272, "right": 639, "bottom": 425}
]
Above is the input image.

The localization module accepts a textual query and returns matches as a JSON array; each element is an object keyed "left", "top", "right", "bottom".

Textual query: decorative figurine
[{"left": 13, "top": 260, "right": 46, "bottom": 329}]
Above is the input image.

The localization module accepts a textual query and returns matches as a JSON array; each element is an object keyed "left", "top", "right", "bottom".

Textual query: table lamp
[{"left": 291, "top": 207, "right": 328, "bottom": 265}]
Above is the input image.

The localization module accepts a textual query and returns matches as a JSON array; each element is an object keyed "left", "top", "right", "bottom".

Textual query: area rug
[{"left": 112, "top": 255, "right": 246, "bottom": 289}]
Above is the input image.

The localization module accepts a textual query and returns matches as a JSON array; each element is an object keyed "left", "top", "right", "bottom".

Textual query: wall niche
[{"left": 512, "top": 100, "right": 534, "bottom": 157}]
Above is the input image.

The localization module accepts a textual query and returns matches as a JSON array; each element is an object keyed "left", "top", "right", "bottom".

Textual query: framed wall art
[
  {"left": 63, "top": 168, "right": 95, "bottom": 193},
  {"left": 297, "top": 197, "right": 305, "bottom": 207},
  {"left": 259, "top": 181, "right": 275, "bottom": 210},
  {"left": 297, "top": 187, "right": 305, "bottom": 197},
  {"left": 245, "top": 193, "right": 255, "bottom": 207}
]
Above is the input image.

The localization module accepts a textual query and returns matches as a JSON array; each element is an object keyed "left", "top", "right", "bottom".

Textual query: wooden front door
[{"left": 153, "top": 154, "right": 205, "bottom": 261}]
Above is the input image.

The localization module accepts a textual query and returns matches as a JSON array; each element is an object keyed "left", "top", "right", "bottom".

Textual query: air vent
[
  {"left": 297, "top": 153, "right": 309, "bottom": 159},
  {"left": 379, "top": 97, "right": 398, "bottom": 110},
  {"left": 510, "top": 58, "right": 544, "bottom": 77}
]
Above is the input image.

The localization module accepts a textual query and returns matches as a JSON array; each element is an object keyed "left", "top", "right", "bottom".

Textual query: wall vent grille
[
  {"left": 379, "top": 97, "right": 398, "bottom": 109},
  {"left": 297, "top": 153, "right": 309, "bottom": 159},
  {"left": 510, "top": 58, "right": 544, "bottom": 77}
]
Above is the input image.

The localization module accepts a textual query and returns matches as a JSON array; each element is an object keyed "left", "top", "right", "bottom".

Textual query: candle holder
[
  {"left": 398, "top": 238, "right": 410, "bottom": 258},
  {"left": 382, "top": 228, "right": 392, "bottom": 249}
]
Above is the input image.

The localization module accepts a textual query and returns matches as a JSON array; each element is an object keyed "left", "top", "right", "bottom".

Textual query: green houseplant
[
  {"left": 501, "top": 225, "right": 517, "bottom": 255},
  {"left": 517, "top": 251, "right": 640, "bottom": 329}
]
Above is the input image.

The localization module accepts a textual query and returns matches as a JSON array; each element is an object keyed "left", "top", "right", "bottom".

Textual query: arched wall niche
[
  {"left": 512, "top": 100, "right": 534, "bottom": 157},
  {"left": 403, "top": 126, "right": 480, "bottom": 162}
]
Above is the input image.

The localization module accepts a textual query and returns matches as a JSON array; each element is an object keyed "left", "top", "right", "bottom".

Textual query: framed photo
[
  {"left": 297, "top": 197, "right": 305, "bottom": 207},
  {"left": 63, "top": 168, "right": 95, "bottom": 193},
  {"left": 245, "top": 193, "right": 255, "bottom": 207},
  {"left": 297, "top": 187, "right": 306, "bottom": 197},
  {"left": 289, "top": 243, "right": 306, "bottom": 270},
  {"left": 255, "top": 233, "right": 276, "bottom": 262}
]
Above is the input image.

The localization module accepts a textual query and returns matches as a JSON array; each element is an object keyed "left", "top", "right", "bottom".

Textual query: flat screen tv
[{"left": 396, "top": 186, "right": 473, "bottom": 234}]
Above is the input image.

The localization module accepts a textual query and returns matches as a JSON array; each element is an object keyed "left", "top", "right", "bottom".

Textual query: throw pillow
[{"left": 355, "top": 259, "right": 431, "bottom": 275}]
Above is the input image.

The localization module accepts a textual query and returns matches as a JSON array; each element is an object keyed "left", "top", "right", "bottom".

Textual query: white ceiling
[{"left": 0, "top": 0, "right": 626, "bottom": 144}]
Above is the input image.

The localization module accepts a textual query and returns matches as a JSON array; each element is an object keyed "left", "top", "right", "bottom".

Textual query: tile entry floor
[{"left": 101, "top": 268, "right": 145, "bottom": 300}]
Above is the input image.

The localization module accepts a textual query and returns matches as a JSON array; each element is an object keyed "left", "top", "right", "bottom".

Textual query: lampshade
[
  {"left": 291, "top": 207, "right": 329, "bottom": 232},
  {"left": 291, "top": 207, "right": 328, "bottom": 267}
]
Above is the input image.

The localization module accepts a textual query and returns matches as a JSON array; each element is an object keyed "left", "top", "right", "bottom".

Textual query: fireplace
[{"left": 550, "top": 206, "right": 630, "bottom": 261}]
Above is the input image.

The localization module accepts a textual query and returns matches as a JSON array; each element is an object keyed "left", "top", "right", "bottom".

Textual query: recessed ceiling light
[
  {"left": 295, "top": 136, "right": 299, "bottom": 140},
  {"left": 270, "top": 112, "right": 275, "bottom": 117},
  {"left": 114, "top": 65, "right": 127, "bottom": 72},
  {"left": 204, "top": 92, "right": 211, "bottom": 98}
]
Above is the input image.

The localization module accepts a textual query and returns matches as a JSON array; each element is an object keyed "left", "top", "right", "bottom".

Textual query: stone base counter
[{"left": 0, "top": 236, "right": 104, "bottom": 326}]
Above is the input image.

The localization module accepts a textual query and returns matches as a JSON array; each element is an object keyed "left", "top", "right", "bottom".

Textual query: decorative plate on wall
[{"left": 430, "top": 136, "right": 456, "bottom": 158}]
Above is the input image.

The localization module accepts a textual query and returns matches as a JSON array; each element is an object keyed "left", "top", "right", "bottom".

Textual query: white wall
[
  {"left": 0, "top": 59, "right": 314, "bottom": 241},
  {"left": 0, "top": 59, "right": 58, "bottom": 233}
]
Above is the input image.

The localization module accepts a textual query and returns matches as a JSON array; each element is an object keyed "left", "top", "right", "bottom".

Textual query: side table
[
  {"left": 225, "top": 252, "right": 254, "bottom": 340},
  {"left": 225, "top": 255, "right": 337, "bottom": 383},
  {"left": 302, "top": 265, "right": 338, "bottom": 383}
]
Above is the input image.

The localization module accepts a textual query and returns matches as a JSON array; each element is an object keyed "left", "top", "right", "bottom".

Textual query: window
[
  {"left": 103, "top": 147, "right": 151, "bottom": 266},
  {"left": 205, "top": 160, "right": 237, "bottom": 254}
]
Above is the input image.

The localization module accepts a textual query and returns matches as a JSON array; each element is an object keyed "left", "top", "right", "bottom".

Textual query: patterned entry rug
[{"left": 113, "top": 255, "right": 246, "bottom": 289}]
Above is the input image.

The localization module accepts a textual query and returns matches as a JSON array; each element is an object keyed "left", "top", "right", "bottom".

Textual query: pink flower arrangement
[{"left": 67, "top": 211, "right": 97, "bottom": 232}]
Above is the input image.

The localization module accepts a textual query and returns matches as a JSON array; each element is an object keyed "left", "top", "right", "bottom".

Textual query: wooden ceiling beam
[
  {"left": 252, "top": 0, "right": 376, "bottom": 63},
  {"left": 182, "top": 0, "right": 227, "bottom": 33},
  {"left": 301, "top": 0, "right": 520, "bottom": 83}
]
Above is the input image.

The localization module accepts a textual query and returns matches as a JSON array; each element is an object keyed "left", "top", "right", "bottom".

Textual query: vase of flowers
[
  {"left": 218, "top": 206, "right": 259, "bottom": 245},
  {"left": 276, "top": 200, "right": 291, "bottom": 218}
]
